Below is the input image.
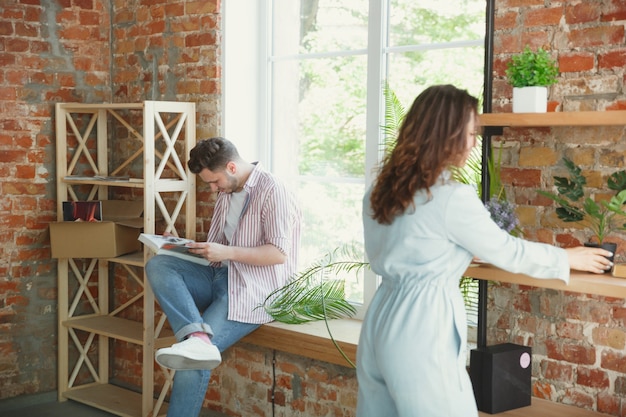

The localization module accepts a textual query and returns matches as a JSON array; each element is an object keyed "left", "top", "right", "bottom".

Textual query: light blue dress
[{"left": 356, "top": 171, "right": 569, "bottom": 417}]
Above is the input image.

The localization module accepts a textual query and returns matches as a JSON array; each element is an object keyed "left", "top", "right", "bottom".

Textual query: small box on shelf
[
  {"left": 612, "top": 264, "right": 626, "bottom": 279},
  {"left": 50, "top": 200, "right": 143, "bottom": 258}
]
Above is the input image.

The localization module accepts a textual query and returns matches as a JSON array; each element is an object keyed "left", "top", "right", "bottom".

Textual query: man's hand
[{"left": 186, "top": 242, "right": 232, "bottom": 263}]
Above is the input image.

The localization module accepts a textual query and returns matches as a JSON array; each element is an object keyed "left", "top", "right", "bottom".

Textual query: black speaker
[{"left": 469, "top": 343, "right": 532, "bottom": 414}]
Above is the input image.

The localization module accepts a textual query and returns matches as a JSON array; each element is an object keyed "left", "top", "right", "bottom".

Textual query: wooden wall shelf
[
  {"left": 465, "top": 264, "right": 626, "bottom": 299},
  {"left": 479, "top": 110, "right": 626, "bottom": 127}
]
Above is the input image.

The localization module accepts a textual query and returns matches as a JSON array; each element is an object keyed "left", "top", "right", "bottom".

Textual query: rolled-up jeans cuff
[{"left": 175, "top": 322, "right": 214, "bottom": 341}]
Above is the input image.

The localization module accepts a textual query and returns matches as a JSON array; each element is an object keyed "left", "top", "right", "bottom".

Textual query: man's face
[{"left": 198, "top": 165, "right": 239, "bottom": 193}]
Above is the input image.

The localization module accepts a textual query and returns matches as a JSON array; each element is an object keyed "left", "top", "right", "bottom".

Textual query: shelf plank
[
  {"left": 465, "top": 264, "right": 626, "bottom": 299},
  {"left": 57, "top": 103, "right": 145, "bottom": 111},
  {"left": 107, "top": 251, "right": 144, "bottom": 267},
  {"left": 63, "top": 316, "right": 175, "bottom": 347},
  {"left": 479, "top": 110, "right": 626, "bottom": 127},
  {"left": 62, "top": 178, "right": 146, "bottom": 188},
  {"left": 478, "top": 398, "right": 610, "bottom": 417},
  {"left": 64, "top": 383, "right": 167, "bottom": 417}
]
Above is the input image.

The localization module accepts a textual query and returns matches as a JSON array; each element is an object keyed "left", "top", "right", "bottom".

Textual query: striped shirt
[{"left": 205, "top": 163, "right": 301, "bottom": 323}]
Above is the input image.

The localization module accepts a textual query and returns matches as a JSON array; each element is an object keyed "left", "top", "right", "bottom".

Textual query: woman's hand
[{"left": 566, "top": 247, "right": 614, "bottom": 274}]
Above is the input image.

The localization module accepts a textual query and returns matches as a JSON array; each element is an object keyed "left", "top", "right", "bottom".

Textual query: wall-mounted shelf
[
  {"left": 479, "top": 110, "right": 626, "bottom": 127},
  {"left": 465, "top": 264, "right": 626, "bottom": 299}
]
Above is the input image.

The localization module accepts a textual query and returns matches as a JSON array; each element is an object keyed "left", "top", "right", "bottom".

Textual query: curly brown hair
[
  {"left": 188, "top": 137, "right": 241, "bottom": 174},
  {"left": 369, "top": 84, "right": 479, "bottom": 224}
]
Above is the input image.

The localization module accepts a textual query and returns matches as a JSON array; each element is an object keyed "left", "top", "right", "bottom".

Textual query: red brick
[
  {"left": 599, "top": 50, "right": 626, "bottom": 70},
  {"left": 185, "top": 32, "right": 216, "bottom": 47},
  {"left": 74, "top": 0, "right": 94, "bottom": 10},
  {"left": 601, "top": 350, "right": 626, "bottom": 373},
  {"left": 186, "top": 0, "right": 219, "bottom": 15},
  {"left": 568, "top": 26, "right": 625, "bottom": 47},
  {"left": 6, "top": 38, "right": 29, "bottom": 52},
  {"left": 542, "top": 360, "right": 574, "bottom": 382},
  {"left": 603, "top": 0, "right": 626, "bottom": 22},
  {"left": 597, "top": 391, "right": 620, "bottom": 415},
  {"left": 565, "top": 2, "right": 601, "bottom": 24},
  {"left": 576, "top": 367, "right": 609, "bottom": 389},
  {"left": 501, "top": 167, "right": 542, "bottom": 187},
  {"left": 561, "top": 388, "right": 594, "bottom": 410},
  {"left": 0, "top": 21, "right": 13, "bottom": 35},
  {"left": 559, "top": 52, "right": 595, "bottom": 73},
  {"left": 79, "top": 10, "right": 100, "bottom": 25},
  {"left": 15, "top": 165, "right": 35, "bottom": 179},
  {"left": 524, "top": 7, "right": 563, "bottom": 27}
]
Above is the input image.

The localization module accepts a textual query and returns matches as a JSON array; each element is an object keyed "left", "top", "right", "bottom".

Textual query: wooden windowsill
[{"left": 240, "top": 318, "right": 360, "bottom": 367}]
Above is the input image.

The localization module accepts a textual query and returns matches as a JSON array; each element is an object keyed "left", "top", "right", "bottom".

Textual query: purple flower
[{"left": 485, "top": 197, "right": 519, "bottom": 235}]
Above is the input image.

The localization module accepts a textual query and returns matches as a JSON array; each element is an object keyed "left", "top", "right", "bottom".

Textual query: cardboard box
[{"left": 50, "top": 200, "right": 143, "bottom": 258}]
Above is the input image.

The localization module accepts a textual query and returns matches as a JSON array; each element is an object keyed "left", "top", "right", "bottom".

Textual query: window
[{"left": 224, "top": 0, "right": 485, "bottom": 318}]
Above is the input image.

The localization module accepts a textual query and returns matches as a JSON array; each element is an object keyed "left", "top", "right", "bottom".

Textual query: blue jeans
[{"left": 146, "top": 255, "right": 260, "bottom": 417}]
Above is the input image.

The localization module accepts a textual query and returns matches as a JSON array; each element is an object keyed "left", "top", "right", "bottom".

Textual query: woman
[{"left": 357, "top": 84, "right": 612, "bottom": 417}]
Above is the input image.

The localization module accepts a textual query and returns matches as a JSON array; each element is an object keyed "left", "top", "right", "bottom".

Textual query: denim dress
[{"left": 357, "top": 171, "right": 569, "bottom": 417}]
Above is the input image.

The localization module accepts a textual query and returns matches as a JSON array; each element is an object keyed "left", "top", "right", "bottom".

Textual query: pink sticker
[{"left": 520, "top": 352, "right": 531, "bottom": 369}]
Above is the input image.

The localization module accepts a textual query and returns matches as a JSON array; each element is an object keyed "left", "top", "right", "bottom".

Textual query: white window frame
[{"left": 223, "top": 0, "right": 484, "bottom": 318}]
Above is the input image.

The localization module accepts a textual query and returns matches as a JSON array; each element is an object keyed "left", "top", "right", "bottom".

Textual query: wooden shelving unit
[{"left": 55, "top": 101, "right": 196, "bottom": 417}]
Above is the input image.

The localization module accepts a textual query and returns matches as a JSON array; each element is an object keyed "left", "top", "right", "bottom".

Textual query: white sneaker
[{"left": 155, "top": 337, "right": 222, "bottom": 370}]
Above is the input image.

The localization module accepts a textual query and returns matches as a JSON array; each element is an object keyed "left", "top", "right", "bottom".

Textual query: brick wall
[
  {"left": 488, "top": 1, "right": 626, "bottom": 415},
  {"left": 4, "top": 0, "right": 626, "bottom": 416},
  {"left": 0, "top": 0, "right": 111, "bottom": 398}
]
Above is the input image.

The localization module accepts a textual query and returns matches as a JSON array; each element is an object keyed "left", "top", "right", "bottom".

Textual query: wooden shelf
[
  {"left": 465, "top": 264, "right": 626, "bottom": 299},
  {"left": 56, "top": 102, "right": 145, "bottom": 111},
  {"left": 63, "top": 316, "right": 175, "bottom": 348},
  {"left": 478, "top": 398, "right": 610, "bottom": 417},
  {"left": 62, "top": 178, "right": 145, "bottom": 189},
  {"left": 479, "top": 110, "right": 626, "bottom": 127},
  {"left": 63, "top": 383, "right": 167, "bottom": 417},
  {"left": 107, "top": 251, "right": 144, "bottom": 267}
]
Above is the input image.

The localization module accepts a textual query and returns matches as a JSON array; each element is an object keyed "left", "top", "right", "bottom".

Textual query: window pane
[
  {"left": 273, "top": 0, "right": 369, "bottom": 56},
  {"left": 387, "top": 46, "right": 485, "bottom": 106},
  {"left": 272, "top": 55, "right": 368, "bottom": 304},
  {"left": 388, "top": 0, "right": 485, "bottom": 46}
]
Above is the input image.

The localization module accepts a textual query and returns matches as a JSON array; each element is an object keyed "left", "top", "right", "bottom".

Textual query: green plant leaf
[
  {"left": 382, "top": 83, "right": 406, "bottom": 153},
  {"left": 505, "top": 46, "right": 559, "bottom": 88},
  {"left": 260, "top": 244, "right": 365, "bottom": 325},
  {"left": 607, "top": 171, "right": 626, "bottom": 192}
]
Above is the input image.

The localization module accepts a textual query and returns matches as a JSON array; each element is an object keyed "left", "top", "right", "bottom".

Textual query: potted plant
[
  {"left": 537, "top": 157, "right": 626, "bottom": 270},
  {"left": 505, "top": 46, "right": 559, "bottom": 113}
]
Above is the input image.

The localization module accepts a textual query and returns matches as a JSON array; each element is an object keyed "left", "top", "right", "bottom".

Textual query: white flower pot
[{"left": 512, "top": 86, "right": 548, "bottom": 113}]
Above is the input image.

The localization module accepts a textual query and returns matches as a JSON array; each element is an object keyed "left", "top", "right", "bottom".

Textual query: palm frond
[
  {"left": 382, "top": 83, "right": 406, "bottom": 152},
  {"left": 260, "top": 244, "right": 366, "bottom": 325},
  {"left": 259, "top": 244, "right": 366, "bottom": 368},
  {"left": 451, "top": 137, "right": 483, "bottom": 188},
  {"left": 264, "top": 279, "right": 355, "bottom": 324}
]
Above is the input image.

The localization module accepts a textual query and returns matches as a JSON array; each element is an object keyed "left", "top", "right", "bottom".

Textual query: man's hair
[{"left": 188, "top": 137, "right": 241, "bottom": 174}]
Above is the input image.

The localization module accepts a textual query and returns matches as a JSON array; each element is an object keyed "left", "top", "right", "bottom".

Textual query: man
[{"left": 146, "top": 137, "right": 301, "bottom": 417}]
